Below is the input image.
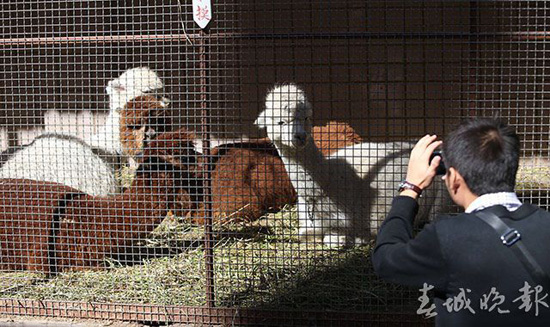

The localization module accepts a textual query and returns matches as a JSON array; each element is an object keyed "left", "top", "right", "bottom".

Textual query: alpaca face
[
  {"left": 255, "top": 84, "right": 312, "bottom": 149},
  {"left": 120, "top": 95, "right": 171, "bottom": 159},
  {"left": 141, "top": 128, "right": 199, "bottom": 173},
  {"left": 106, "top": 67, "right": 164, "bottom": 112}
]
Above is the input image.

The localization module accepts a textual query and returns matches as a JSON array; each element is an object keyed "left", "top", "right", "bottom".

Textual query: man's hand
[{"left": 402, "top": 135, "right": 443, "bottom": 199}]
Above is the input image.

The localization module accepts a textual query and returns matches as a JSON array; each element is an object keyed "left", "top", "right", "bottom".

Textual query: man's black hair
[{"left": 442, "top": 118, "right": 520, "bottom": 196}]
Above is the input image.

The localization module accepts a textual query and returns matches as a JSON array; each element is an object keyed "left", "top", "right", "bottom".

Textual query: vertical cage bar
[
  {"left": 0, "top": 1, "right": 547, "bottom": 325},
  {"left": 468, "top": 1, "right": 479, "bottom": 118},
  {"left": 198, "top": 29, "right": 216, "bottom": 308}
]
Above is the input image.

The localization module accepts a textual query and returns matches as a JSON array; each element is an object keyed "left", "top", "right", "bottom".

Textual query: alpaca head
[
  {"left": 138, "top": 128, "right": 199, "bottom": 180},
  {"left": 120, "top": 95, "right": 171, "bottom": 159},
  {"left": 106, "top": 67, "right": 164, "bottom": 112},
  {"left": 142, "top": 127, "right": 201, "bottom": 214},
  {"left": 255, "top": 83, "right": 313, "bottom": 149}
]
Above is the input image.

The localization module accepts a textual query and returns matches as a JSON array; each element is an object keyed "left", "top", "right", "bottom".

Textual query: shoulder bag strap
[{"left": 476, "top": 210, "right": 550, "bottom": 288}]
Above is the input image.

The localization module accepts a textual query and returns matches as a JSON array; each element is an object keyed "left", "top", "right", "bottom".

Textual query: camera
[{"left": 430, "top": 151, "right": 446, "bottom": 176}]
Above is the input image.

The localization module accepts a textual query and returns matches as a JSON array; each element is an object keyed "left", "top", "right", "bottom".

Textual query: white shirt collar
[{"left": 465, "top": 192, "right": 522, "bottom": 213}]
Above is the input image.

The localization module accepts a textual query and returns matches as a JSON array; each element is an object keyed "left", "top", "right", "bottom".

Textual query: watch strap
[{"left": 398, "top": 181, "right": 423, "bottom": 195}]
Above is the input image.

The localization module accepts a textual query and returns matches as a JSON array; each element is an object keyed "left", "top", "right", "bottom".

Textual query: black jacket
[{"left": 372, "top": 196, "right": 550, "bottom": 327}]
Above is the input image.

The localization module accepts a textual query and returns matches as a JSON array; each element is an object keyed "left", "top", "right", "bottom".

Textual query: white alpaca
[
  {"left": 0, "top": 95, "right": 169, "bottom": 196},
  {"left": 0, "top": 68, "right": 166, "bottom": 196},
  {"left": 0, "top": 134, "right": 119, "bottom": 196},
  {"left": 87, "top": 67, "right": 164, "bottom": 156},
  {"left": 255, "top": 84, "right": 441, "bottom": 247}
]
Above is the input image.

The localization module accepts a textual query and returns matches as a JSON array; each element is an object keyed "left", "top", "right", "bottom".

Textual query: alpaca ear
[
  {"left": 254, "top": 111, "right": 268, "bottom": 128},
  {"left": 107, "top": 80, "right": 125, "bottom": 94}
]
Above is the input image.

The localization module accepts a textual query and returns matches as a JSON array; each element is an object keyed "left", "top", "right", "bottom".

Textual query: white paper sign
[{"left": 193, "top": 0, "right": 212, "bottom": 29}]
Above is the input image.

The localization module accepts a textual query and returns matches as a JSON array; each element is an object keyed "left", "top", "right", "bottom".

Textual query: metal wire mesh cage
[{"left": 0, "top": 1, "right": 548, "bottom": 326}]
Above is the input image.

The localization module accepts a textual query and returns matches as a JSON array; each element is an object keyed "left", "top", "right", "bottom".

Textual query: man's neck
[{"left": 461, "top": 193, "right": 479, "bottom": 211}]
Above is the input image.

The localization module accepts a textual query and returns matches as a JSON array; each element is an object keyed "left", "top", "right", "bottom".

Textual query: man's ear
[
  {"left": 447, "top": 167, "right": 462, "bottom": 194},
  {"left": 254, "top": 110, "right": 268, "bottom": 128}
]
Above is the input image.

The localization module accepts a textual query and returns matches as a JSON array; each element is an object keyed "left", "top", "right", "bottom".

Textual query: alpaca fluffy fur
[
  {"left": 184, "top": 138, "right": 296, "bottom": 224},
  {"left": 0, "top": 130, "right": 198, "bottom": 273},
  {"left": 0, "top": 179, "right": 80, "bottom": 272},
  {"left": 255, "top": 83, "right": 445, "bottom": 247},
  {"left": 0, "top": 95, "right": 169, "bottom": 196},
  {"left": 119, "top": 94, "right": 171, "bottom": 159},
  {"left": 163, "top": 122, "right": 362, "bottom": 224},
  {"left": 87, "top": 67, "right": 164, "bottom": 156},
  {"left": 0, "top": 134, "right": 120, "bottom": 196},
  {"left": 312, "top": 121, "right": 363, "bottom": 156}
]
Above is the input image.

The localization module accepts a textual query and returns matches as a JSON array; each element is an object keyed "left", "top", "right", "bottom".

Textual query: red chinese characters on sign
[
  {"left": 196, "top": 6, "right": 210, "bottom": 21},
  {"left": 193, "top": 0, "right": 212, "bottom": 29}
]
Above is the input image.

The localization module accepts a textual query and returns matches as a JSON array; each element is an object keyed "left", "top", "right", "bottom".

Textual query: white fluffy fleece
[
  {"left": 255, "top": 83, "right": 441, "bottom": 247},
  {"left": 0, "top": 134, "right": 118, "bottom": 196},
  {"left": 87, "top": 67, "right": 164, "bottom": 155},
  {"left": 0, "top": 68, "right": 166, "bottom": 196}
]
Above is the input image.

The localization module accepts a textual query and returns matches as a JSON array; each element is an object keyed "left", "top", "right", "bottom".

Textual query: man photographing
[{"left": 372, "top": 118, "right": 550, "bottom": 326}]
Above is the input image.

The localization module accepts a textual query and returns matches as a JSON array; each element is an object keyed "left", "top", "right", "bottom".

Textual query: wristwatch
[{"left": 398, "top": 180, "right": 423, "bottom": 196}]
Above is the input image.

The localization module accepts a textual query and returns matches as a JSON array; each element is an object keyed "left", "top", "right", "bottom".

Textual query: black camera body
[{"left": 430, "top": 151, "right": 447, "bottom": 176}]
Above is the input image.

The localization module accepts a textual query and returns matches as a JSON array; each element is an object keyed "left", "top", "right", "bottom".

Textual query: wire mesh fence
[{"left": 0, "top": 0, "right": 548, "bottom": 326}]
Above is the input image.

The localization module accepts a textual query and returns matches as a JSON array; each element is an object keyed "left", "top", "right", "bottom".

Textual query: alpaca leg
[
  {"left": 297, "top": 196, "right": 311, "bottom": 233},
  {"left": 297, "top": 196, "right": 323, "bottom": 242},
  {"left": 322, "top": 232, "right": 369, "bottom": 248},
  {"left": 322, "top": 233, "right": 348, "bottom": 248},
  {"left": 322, "top": 212, "right": 368, "bottom": 248}
]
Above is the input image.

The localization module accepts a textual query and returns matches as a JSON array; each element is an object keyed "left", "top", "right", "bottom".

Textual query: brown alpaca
[
  {"left": 312, "top": 121, "right": 362, "bottom": 156},
  {"left": 119, "top": 94, "right": 171, "bottom": 160},
  {"left": 0, "top": 129, "right": 198, "bottom": 273},
  {"left": 169, "top": 121, "right": 362, "bottom": 224},
  {"left": 185, "top": 138, "right": 296, "bottom": 224},
  {"left": 0, "top": 179, "right": 79, "bottom": 272}
]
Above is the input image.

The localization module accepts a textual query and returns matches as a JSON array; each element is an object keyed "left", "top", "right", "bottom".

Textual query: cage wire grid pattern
[{"left": 0, "top": 0, "right": 548, "bottom": 326}]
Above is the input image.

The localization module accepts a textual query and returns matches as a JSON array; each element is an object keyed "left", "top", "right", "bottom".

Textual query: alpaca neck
[
  {"left": 105, "top": 169, "right": 177, "bottom": 241},
  {"left": 280, "top": 136, "right": 322, "bottom": 165},
  {"left": 128, "top": 169, "right": 178, "bottom": 207},
  {"left": 273, "top": 136, "right": 331, "bottom": 189},
  {"left": 110, "top": 91, "right": 144, "bottom": 112},
  {"left": 88, "top": 110, "right": 121, "bottom": 154}
]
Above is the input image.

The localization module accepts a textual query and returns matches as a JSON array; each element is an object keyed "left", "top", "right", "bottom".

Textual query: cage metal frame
[{"left": 0, "top": 1, "right": 548, "bottom": 326}]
